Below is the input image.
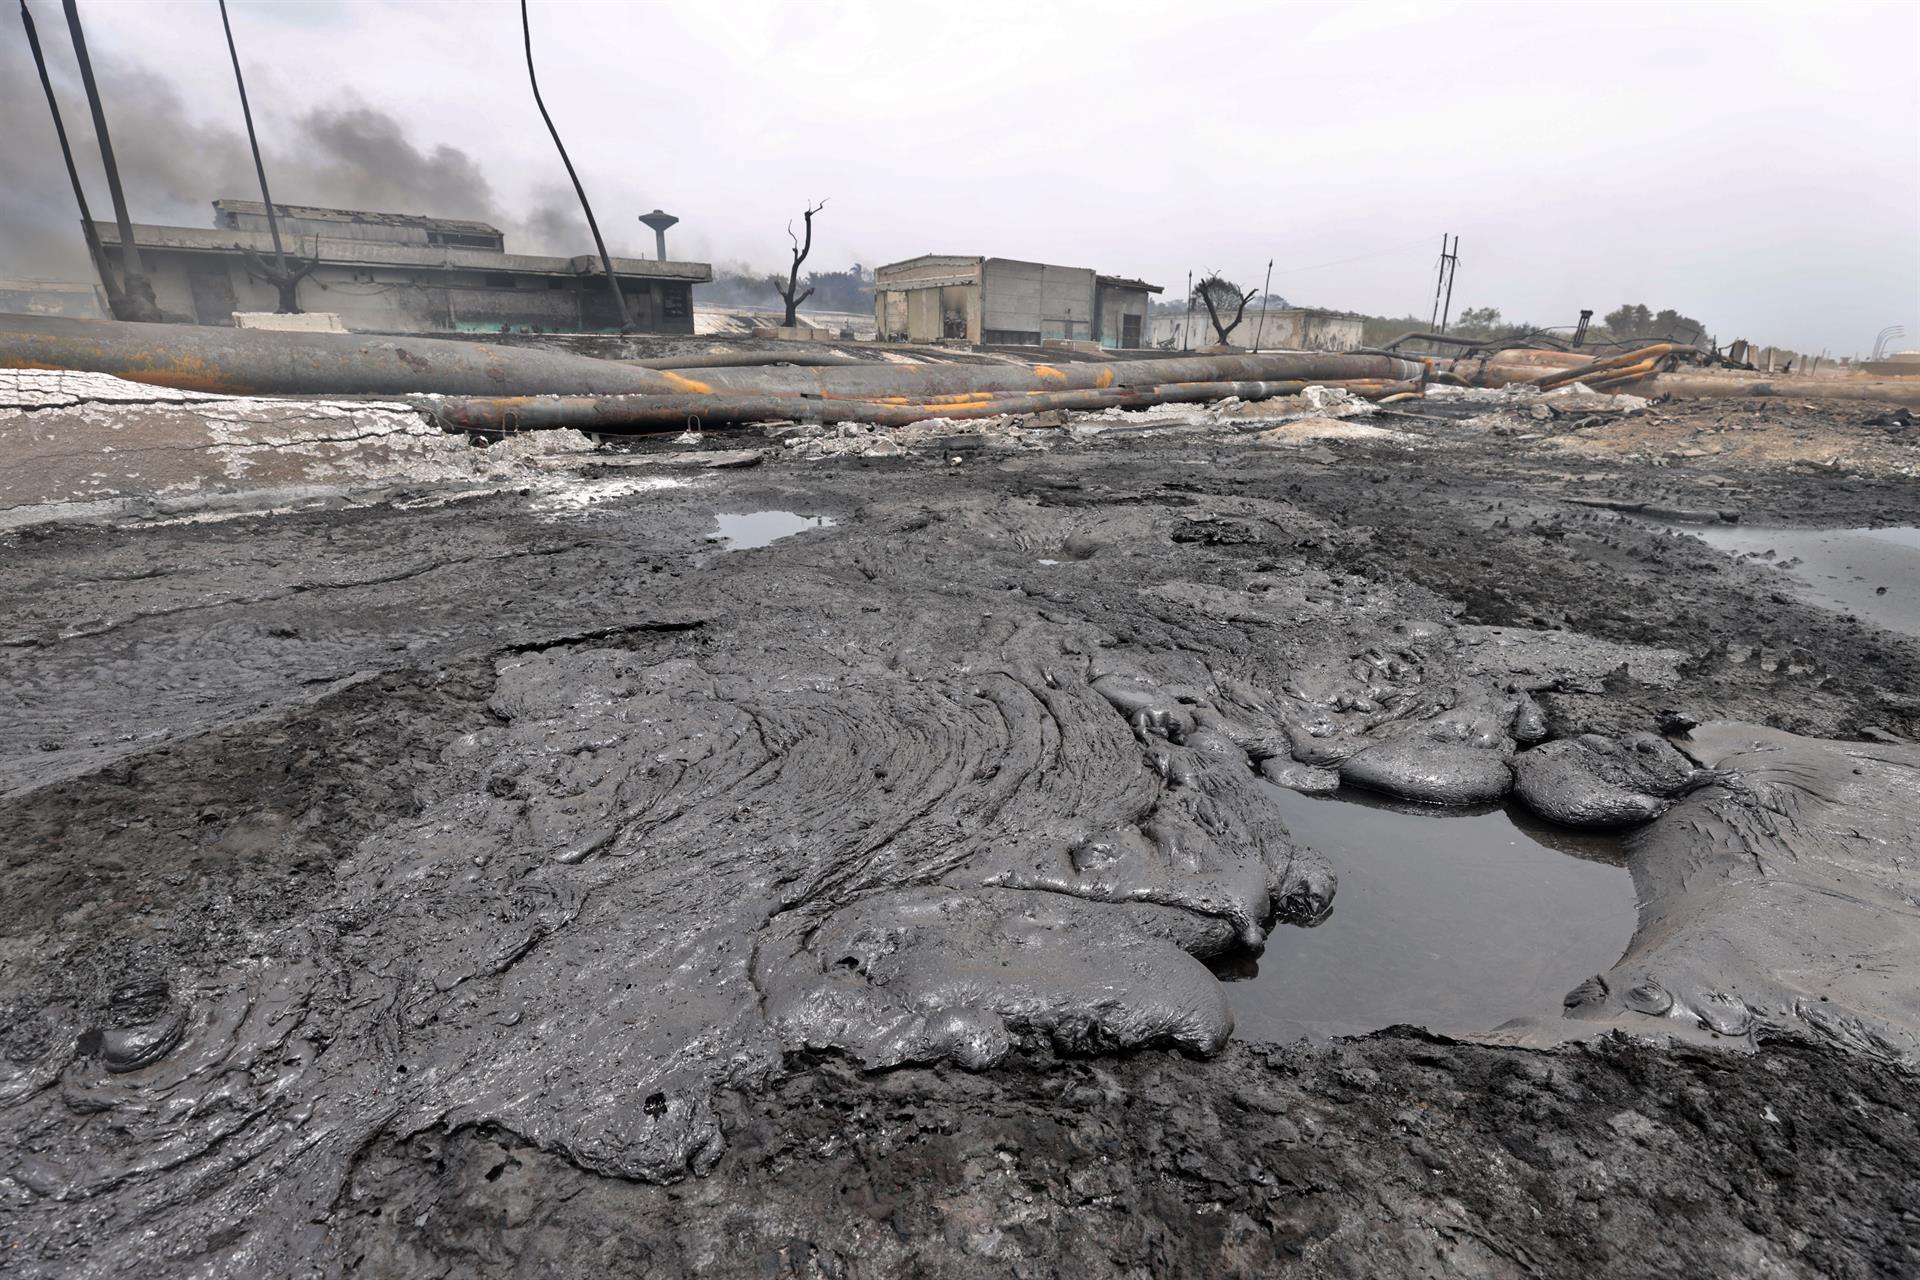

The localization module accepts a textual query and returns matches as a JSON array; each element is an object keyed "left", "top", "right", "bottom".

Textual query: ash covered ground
[{"left": 3, "top": 378, "right": 1918, "bottom": 1277}]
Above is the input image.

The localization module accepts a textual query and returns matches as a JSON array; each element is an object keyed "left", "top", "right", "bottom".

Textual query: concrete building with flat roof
[
  {"left": 874, "top": 256, "right": 1161, "bottom": 349},
  {"left": 91, "top": 201, "right": 712, "bottom": 334}
]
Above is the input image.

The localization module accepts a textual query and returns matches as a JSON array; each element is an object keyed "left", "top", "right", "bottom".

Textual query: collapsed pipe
[
  {"left": 423, "top": 378, "right": 1420, "bottom": 435},
  {"left": 1527, "top": 344, "right": 1679, "bottom": 390}
]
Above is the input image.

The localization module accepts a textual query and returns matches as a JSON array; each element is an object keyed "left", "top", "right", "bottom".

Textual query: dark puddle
[
  {"left": 710, "top": 510, "right": 837, "bottom": 550},
  {"left": 1689, "top": 525, "right": 1920, "bottom": 638},
  {"left": 1218, "top": 782, "right": 1636, "bottom": 1041}
]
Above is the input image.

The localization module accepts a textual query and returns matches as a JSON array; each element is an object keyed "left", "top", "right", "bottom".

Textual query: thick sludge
[{"left": 2, "top": 403, "right": 1918, "bottom": 1277}]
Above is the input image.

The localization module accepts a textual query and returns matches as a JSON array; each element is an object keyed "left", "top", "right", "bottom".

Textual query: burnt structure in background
[
  {"left": 874, "top": 255, "right": 1161, "bottom": 349},
  {"left": 90, "top": 199, "right": 711, "bottom": 334}
]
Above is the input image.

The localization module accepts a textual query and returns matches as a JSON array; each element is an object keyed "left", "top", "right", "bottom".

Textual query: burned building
[
  {"left": 874, "top": 256, "right": 1161, "bottom": 348},
  {"left": 0, "top": 277, "right": 107, "bottom": 319},
  {"left": 90, "top": 200, "right": 712, "bottom": 334}
]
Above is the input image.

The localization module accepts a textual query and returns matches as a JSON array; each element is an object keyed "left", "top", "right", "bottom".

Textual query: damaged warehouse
[
  {"left": 3, "top": 0, "right": 1919, "bottom": 1278},
  {"left": 874, "top": 254, "right": 1162, "bottom": 347},
  {"left": 91, "top": 200, "right": 712, "bottom": 333}
]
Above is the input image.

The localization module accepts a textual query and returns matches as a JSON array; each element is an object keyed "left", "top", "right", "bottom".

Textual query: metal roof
[
  {"left": 94, "top": 221, "right": 711, "bottom": 282},
  {"left": 211, "top": 199, "right": 502, "bottom": 236}
]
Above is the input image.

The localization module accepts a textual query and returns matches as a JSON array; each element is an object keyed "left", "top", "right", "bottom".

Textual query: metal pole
[
  {"left": 217, "top": 0, "right": 284, "bottom": 272},
  {"left": 521, "top": 0, "right": 631, "bottom": 333},
  {"left": 1438, "top": 235, "right": 1459, "bottom": 335},
  {"left": 1428, "top": 233, "right": 1446, "bottom": 331},
  {"left": 61, "top": 0, "right": 160, "bottom": 320},
  {"left": 1182, "top": 270, "right": 1193, "bottom": 351},
  {"left": 19, "top": 0, "right": 123, "bottom": 313},
  {"left": 1252, "top": 257, "right": 1273, "bottom": 352}
]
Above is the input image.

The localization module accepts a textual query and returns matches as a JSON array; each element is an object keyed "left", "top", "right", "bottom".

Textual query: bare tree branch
[
  {"left": 239, "top": 244, "right": 322, "bottom": 314},
  {"left": 1192, "top": 272, "right": 1258, "bottom": 346},
  {"left": 775, "top": 198, "right": 829, "bottom": 327}
]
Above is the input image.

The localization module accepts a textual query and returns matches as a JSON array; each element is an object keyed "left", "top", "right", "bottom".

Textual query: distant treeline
[
  {"left": 696, "top": 263, "right": 875, "bottom": 314},
  {"left": 1342, "top": 302, "right": 1725, "bottom": 353}
]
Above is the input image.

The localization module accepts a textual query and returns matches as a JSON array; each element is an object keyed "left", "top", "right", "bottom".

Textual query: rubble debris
[{"left": 0, "top": 368, "right": 600, "bottom": 524}]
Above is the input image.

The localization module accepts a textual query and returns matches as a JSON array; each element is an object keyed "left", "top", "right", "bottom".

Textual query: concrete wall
[
  {"left": 980, "top": 260, "right": 1094, "bottom": 344},
  {"left": 1149, "top": 308, "right": 1363, "bottom": 352},
  {"left": 107, "top": 247, "right": 695, "bottom": 334},
  {"left": 875, "top": 256, "right": 982, "bottom": 290}
]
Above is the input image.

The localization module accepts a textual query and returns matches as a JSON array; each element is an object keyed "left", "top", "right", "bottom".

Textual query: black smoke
[{"left": 1, "top": 28, "right": 606, "bottom": 283}]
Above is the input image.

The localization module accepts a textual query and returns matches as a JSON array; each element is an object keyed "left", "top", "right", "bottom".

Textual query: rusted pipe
[
  {"left": 685, "top": 351, "right": 1423, "bottom": 399},
  {"left": 0, "top": 316, "right": 1420, "bottom": 399},
  {"left": 1527, "top": 344, "right": 1678, "bottom": 390},
  {"left": 423, "top": 377, "right": 1420, "bottom": 435},
  {"left": 0, "top": 315, "right": 686, "bottom": 396},
  {"left": 630, "top": 351, "right": 880, "bottom": 371},
  {"left": 1621, "top": 373, "right": 1920, "bottom": 410}
]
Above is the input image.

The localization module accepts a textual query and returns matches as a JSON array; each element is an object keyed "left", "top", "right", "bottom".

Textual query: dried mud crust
[
  {"left": 335, "top": 1034, "right": 1919, "bottom": 1280},
  {"left": 2, "top": 415, "right": 1919, "bottom": 1278}
]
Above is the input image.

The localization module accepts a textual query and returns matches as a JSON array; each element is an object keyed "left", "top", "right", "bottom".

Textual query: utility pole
[
  {"left": 1428, "top": 234, "right": 1447, "bottom": 332},
  {"left": 1182, "top": 270, "right": 1194, "bottom": 351},
  {"left": 220, "top": 0, "right": 282, "bottom": 270},
  {"left": 521, "top": 0, "right": 632, "bottom": 333},
  {"left": 1428, "top": 233, "right": 1459, "bottom": 334},
  {"left": 19, "top": 0, "right": 123, "bottom": 315},
  {"left": 61, "top": 0, "right": 161, "bottom": 321},
  {"left": 1251, "top": 258, "right": 1273, "bottom": 351},
  {"left": 219, "top": 0, "right": 315, "bottom": 314}
]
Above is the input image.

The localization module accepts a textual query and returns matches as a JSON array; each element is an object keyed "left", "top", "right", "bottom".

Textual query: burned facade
[
  {"left": 91, "top": 200, "right": 711, "bottom": 334},
  {"left": 874, "top": 255, "right": 1160, "bottom": 348}
]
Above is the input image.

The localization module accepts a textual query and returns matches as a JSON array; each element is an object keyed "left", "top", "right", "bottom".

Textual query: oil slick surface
[
  {"left": 711, "top": 510, "right": 837, "bottom": 549},
  {"left": 1221, "top": 783, "right": 1636, "bottom": 1041},
  {"left": 1691, "top": 525, "right": 1920, "bottom": 637}
]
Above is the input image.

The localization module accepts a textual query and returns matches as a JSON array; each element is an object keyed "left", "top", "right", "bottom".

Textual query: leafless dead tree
[
  {"left": 239, "top": 245, "right": 322, "bottom": 314},
  {"left": 1193, "top": 273, "right": 1257, "bottom": 346},
  {"left": 776, "top": 199, "right": 828, "bottom": 327}
]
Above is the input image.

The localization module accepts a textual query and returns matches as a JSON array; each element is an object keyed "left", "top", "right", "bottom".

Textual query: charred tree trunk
[
  {"left": 1194, "top": 275, "right": 1257, "bottom": 347},
  {"left": 776, "top": 200, "right": 827, "bottom": 328},
  {"left": 239, "top": 247, "right": 321, "bottom": 315}
]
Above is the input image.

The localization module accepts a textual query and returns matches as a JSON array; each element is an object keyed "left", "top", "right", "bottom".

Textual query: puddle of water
[
  {"left": 710, "top": 510, "right": 836, "bottom": 550},
  {"left": 1689, "top": 525, "right": 1920, "bottom": 637},
  {"left": 1219, "top": 782, "right": 1636, "bottom": 1041}
]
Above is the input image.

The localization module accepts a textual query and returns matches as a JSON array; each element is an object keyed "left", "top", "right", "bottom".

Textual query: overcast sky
[{"left": 6, "top": 0, "right": 1917, "bottom": 354}]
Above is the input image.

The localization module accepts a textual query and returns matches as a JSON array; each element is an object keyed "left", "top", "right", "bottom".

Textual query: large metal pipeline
[
  {"left": 424, "top": 378, "right": 1419, "bottom": 435},
  {"left": 0, "top": 315, "right": 1421, "bottom": 401},
  {"left": 630, "top": 351, "right": 879, "bottom": 371},
  {"left": 1616, "top": 372, "right": 1920, "bottom": 409},
  {"left": 681, "top": 351, "right": 1423, "bottom": 399}
]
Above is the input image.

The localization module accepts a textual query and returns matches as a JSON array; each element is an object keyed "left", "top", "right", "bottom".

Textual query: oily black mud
[
  {"left": 3, "top": 411, "right": 1919, "bottom": 1277},
  {"left": 1223, "top": 786, "right": 1634, "bottom": 1041}
]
